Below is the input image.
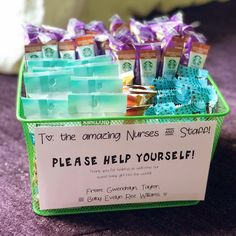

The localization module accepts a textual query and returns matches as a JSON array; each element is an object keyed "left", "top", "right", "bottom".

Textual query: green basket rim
[
  {"left": 16, "top": 59, "right": 231, "bottom": 123},
  {"left": 32, "top": 200, "right": 199, "bottom": 216},
  {"left": 16, "top": 59, "right": 228, "bottom": 215}
]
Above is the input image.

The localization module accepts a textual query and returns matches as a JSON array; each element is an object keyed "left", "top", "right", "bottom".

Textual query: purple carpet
[{"left": 1, "top": 1, "right": 236, "bottom": 235}]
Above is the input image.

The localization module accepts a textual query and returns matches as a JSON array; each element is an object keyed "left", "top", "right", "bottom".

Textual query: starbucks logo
[
  {"left": 63, "top": 53, "right": 73, "bottom": 59},
  {"left": 30, "top": 54, "right": 39, "bottom": 58},
  {"left": 122, "top": 62, "right": 132, "bottom": 72},
  {"left": 167, "top": 59, "right": 177, "bottom": 70},
  {"left": 49, "top": 78, "right": 56, "bottom": 87},
  {"left": 48, "top": 102, "right": 55, "bottom": 111},
  {"left": 82, "top": 47, "right": 93, "bottom": 57},
  {"left": 144, "top": 61, "right": 153, "bottom": 72},
  {"left": 44, "top": 47, "right": 55, "bottom": 58},
  {"left": 192, "top": 55, "right": 202, "bottom": 66}
]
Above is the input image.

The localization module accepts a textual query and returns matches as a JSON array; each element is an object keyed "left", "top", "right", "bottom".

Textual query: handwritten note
[{"left": 34, "top": 121, "right": 216, "bottom": 210}]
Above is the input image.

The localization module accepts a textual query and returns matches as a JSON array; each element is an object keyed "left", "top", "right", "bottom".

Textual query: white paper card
[{"left": 34, "top": 121, "right": 216, "bottom": 210}]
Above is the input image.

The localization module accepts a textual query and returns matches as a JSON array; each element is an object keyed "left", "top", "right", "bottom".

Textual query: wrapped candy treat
[
  {"left": 26, "top": 58, "right": 72, "bottom": 72},
  {"left": 71, "top": 77, "right": 122, "bottom": 93},
  {"left": 130, "top": 18, "right": 156, "bottom": 43},
  {"left": 24, "top": 70, "right": 73, "bottom": 98},
  {"left": 94, "top": 34, "right": 111, "bottom": 55},
  {"left": 115, "top": 25, "right": 136, "bottom": 45},
  {"left": 85, "top": 21, "right": 107, "bottom": 35},
  {"left": 126, "top": 105, "right": 151, "bottom": 116},
  {"left": 177, "top": 65, "right": 209, "bottom": 79},
  {"left": 145, "top": 102, "right": 176, "bottom": 116},
  {"left": 23, "top": 24, "right": 43, "bottom": 59},
  {"left": 67, "top": 18, "right": 85, "bottom": 36},
  {"left": 124, "top": 85, "right": 156, "bottom": 116},
  {"left": 21, "top": 98, "right": 69, "bottom": 119},
  {"left": 120, "top": 71, "right": 134, "bottom": 85},
  {"left": 23, "top": 24, "right": 41, "bottom": 45},
  {"left": 109, "top": 15, "right": 126, "bottom": 35},
  {"left": 152, "top": 76, "right": 176, "bottom": 90},
  {"left": 68, "top": 93, "right": 127, "bottom": 117},
  {"left": 41, "top": 25, "right": 66, "bottom": 41},
  {"left": 123, "top": 85, "right": 157, "bottom": 107},
  {"left": 110, "top": 15, "right": 136, "bottom": 44}
]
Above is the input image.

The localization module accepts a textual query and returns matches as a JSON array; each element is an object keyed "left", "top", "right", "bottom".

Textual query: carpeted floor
[{"left": 0, "top": 1, "right": 236, "bottom": 235}]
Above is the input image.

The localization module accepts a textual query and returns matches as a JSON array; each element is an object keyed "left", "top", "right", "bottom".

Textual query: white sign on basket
[{"left": 34, "top": 121, "right": 216, "bottom": 210}]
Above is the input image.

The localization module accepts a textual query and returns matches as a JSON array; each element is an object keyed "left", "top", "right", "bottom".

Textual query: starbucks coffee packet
[
  {"left": 116, "top": 49, "right": 136, "bottom": 75},
  {"left": 59, "top": 41, "right": 76, "bottom": 59},
  {"left": 75, "top": 35, "right": 96, "bottom": 59},
  {"left": 188, "top": 42, "right": 210, "bottom": 69},
  {"left": 25, "top": 43, "right": 42, "bottom": 60}
]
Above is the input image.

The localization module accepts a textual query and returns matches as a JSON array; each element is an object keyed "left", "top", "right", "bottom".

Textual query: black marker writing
[
  {"left": 126, "top": 130, "right": 159, "bottom": 141},
  {"left": 180, "top": 126, "right": 211, "bottom": 138},
  {"left": 82, "top": 131, "right": 121, "bottom": 142},
  {"left": 38, "top": 133, "right": 54, "bottom": 144}
]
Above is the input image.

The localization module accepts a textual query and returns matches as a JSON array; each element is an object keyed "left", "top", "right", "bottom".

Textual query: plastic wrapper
[
  {"left": 152, "top": 77, "right": 176, "bottom": 90},
  {"left": 72, "top": 62, "right": 119, "bottom": 77},
  {"left": 110, "top": 15, "right": 136, "bottom": 44},
  {"left": 21, "top": 98, "right": 69, "bottom": 119},
  {"left": 130, "top": 19, "right": 156, "bottom": 43},
  {"left": 123, "top": 85, "right": 157, "bottom": 107},
  {"left": 94, "top": 34, "right": 111, "bottom": 55},
  {"left": 68, "top": 93, "right": 127, "bottom": 117},
  {"left": 85, "top": 21, "right": 107, "bottom": 34},
  {"left": 126, "top": 105, "right": 150, "bottom": 116},
  {"left": 109, "top": 15, "right": 126, "bottom": 35},
  {"left": 115, "top": 26, "right": 136, "bottom": 45},
  {"left": 24, "top": 70, "right": 73, "bottom": 98},
  {"left": 120, "top": 71, "right": 134, "bottom": 85},
  {"left": 23, "top": 24, "right": 41, "bottom": 45},
  {"left": 67, "top": 18, "right": 85, "bottom": 36},
  {"left": 26, "top": 58, "right": 72, "bottom": 71},
  {"left": 71, "top": 77, "right": 122, "bottom": 93},
  {"left": 145, "top": 102, "right": 176, "bottom": 116},
  {"left": 41, "top": 25, "right": 66, "bottom": 41},
  {"left": 177, "top": 65, "right": 209, "bottom": 79}
]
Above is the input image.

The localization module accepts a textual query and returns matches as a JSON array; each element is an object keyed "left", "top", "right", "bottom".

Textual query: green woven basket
[{"left": 16, "top": 61, "right": 230, "bottom": 216}]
